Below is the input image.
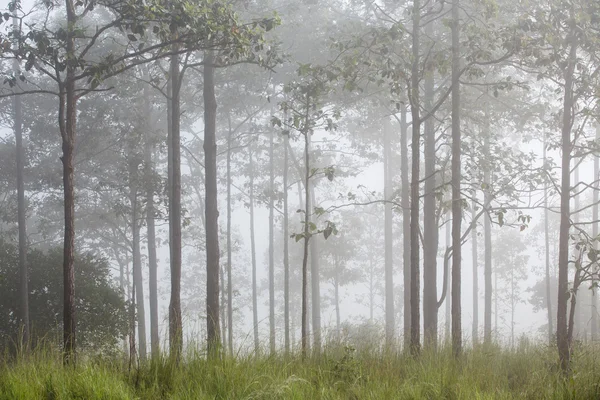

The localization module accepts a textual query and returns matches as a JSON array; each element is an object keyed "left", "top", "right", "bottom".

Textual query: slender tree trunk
[
  {"left": 301, "top": 129, "right": 310, "bottom": 359},
  {"left": 220, "top": 264, "right": 227, "bottom": 349},
  {"left": 400, "top": 103, "right": 411, "bottom": 351},
  {"left": 557, "top": 26, "right": 577, "bottom": 373},
  {"left": 383, "top": 117, "right": 395, "bottom": 348},
  {"left": 249, "top": 147, "right": 260, "bottom": 354},
  {"left": 543, "top": 139, "right": 553, "bottom": 345},
  {"left": 423, "top": 49, "right": 438, "bottom": 349},
  {"left": 13, "top": 10, "right": 29, "bottom": 348},
  {"left": 334, "top": 257, "right": 341, "bottom": 339},
  {"left": 130, "top": 185, "right": 147, "bottom": 361},
  {"left": 471, "top": 192, "right": 478, "bottom": 345},
  {"left": 203, "top": 51, "right": 220, "bottom": 355},
  {"left": 144, "top": 84, "right": 159, "bottom": 357},
  {"left": 450, "top": 0, "right": 462, "bottom": 358},
  {"left": 62, "top": 0, "right": 77, "bottom": 363},
  {"left": 307, "top": 131, "right": 321, "bottom": 356},
  {"left": 445, "top": 212, "right": 451, "bottom": 341},
  {"left": 409, "top": 0, "right": 422, "bottom": 356},
  {"left": 269, "top": 129, "right": 276, "bottom": 355},
  {"left": 226, "top": 117, "right": 233, "bottom": 355},
  {"left": 592, "top": 124, "right": 599, "bottom": 341},
  {"left": 168, "top": 49, "right": 183, "bottom": 359},
  {"left": 483, "top": 104, "right": 493, "bottom": 345},
  {"left": 283, "top": 131, "right": 290, "bottom": 354}
]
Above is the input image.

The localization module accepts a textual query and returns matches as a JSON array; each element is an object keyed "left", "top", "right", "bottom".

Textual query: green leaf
[{"left": 127, "top": 34, "right": 137, "bottom": 42}]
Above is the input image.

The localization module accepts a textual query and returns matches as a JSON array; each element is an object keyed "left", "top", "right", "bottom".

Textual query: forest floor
[{"left": 1, "top": 343, "right": 600, "bottom": 399}]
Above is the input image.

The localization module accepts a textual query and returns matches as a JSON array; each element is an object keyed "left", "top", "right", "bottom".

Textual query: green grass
[{"left": 1, "top": 343, "right": 600, "bottom": 399}]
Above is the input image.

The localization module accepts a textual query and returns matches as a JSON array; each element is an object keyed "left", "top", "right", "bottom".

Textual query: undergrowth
[{"left": 1, "top": 343, "right": 600, "bottom": 399}]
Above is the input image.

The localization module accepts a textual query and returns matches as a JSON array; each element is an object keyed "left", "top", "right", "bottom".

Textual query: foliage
[{"left": 0, "top": 240, "right": 128, "bottom": 353}]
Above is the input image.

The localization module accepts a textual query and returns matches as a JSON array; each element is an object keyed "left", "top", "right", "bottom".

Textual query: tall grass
[{"left": 1, "top": 342, "right": 599, "bottom": 399}]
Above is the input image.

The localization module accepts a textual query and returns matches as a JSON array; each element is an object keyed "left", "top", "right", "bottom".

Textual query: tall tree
[
  {"left": 450, "top": 0, "right": 462, "bottom": 358},
  {"left": 203, "top": 51, "right": 220, "bottom": 355},
  {"left": 383, "top": 117, "right": 394, "bottom": 347},
  {"left": 269, "top": 128, "right": 276, "bottom": 355}
]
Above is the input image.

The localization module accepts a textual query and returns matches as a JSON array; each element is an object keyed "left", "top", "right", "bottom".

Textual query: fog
[{"left": 0, "top": 0, "right": 598, "bottom": 371}]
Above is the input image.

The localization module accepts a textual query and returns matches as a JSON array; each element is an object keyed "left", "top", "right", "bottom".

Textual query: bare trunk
[
  {"left": 543, "top": 138, "right": 553, "bottom": 344},
  {"left": 334, "top": 257, "right": 341, "bottom": 339},
  {"left": 400, "top": 103, "right": 411, "bottom": 350},
  {"left": 308, "top": 131, "right": 321, "bottom": 356},
  {"left": 445, "top": 212, "right": 451, "bottom": 341},
  {"left": 169, "top": 49, "right": 183, "bottom": 358},
  {"left": 423, "top": 52, "right": 438, "bottom": 349},
  {"left": 13, "top": 10, "right": 29, "bottom": 348},
  {"left": 249, "top": 148, "right": 259, "bottom": 354},
  {"left": 383, "top": 117, "right": 394, "bottom": 347},
  {"left": 269, "top": 129, "right": 276, "bottom": 355},
  {"left": 144, "top": 83, "right": 159, "bottom": 357},
  {"left": 471, "top": 194, "right": 478, "bottom": 345},
  {"left": 450, "top": 0, "right": 462, "bottom": 358},
  {"left": 301, "top": 129, "right": 310, "bottom": 359},
  {"left": 62, "top": 0, "right": 77, "bottom": 363},
  {"left": 131, "top": 192, "right": 147, "bottom": 361},
  {"left": 226, "top": 118, "right": 233, "bottom": 355},
  {"left": 592, "top": 124, "right": 599, "bottom": 341},
  {"left": 203, "top": 51, "right": 220, "bottom": 355},
  {"left": 409, "top": 0, "right": 421, "bottom": 356},
  {"left": 483, "top": 105, "right": 492, "bottom": 345},
  {"left": 557, "top": 26, "right": 576, "bottom": 373},
  {"left": 283, "top": 132, "right": 290, "bottom": 354}
]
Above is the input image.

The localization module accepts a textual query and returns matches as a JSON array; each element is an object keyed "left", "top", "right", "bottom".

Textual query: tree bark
[
  {"left": 203, "top": 51, "right": 220, "bottom": 355},
  {"left": 249, "top": 147, "right": 260, "bottom": 354},
  {"left": 62, "top": 0, "right": 77, "bottom": 363},
  {"left": 445, "top": 212, "right": 451, "bottom": 341},
  {"left": 471, "top": 191, "right": 478, "bottom": 345},
  {"left": 168, "top": 48, "right": 183, "bottom": 359},
  {"left": 543, "top": 138, "right": 553, "bottom": 344},
  {"left": 383, "top": 117, "right": 394, "bottom": 348},
  {"left": 592, "top": 124, "right": 599, "bottom": 341},
  {"left": 557, "top": 25, "right": 576, "bottom": 373},
  {"left": 483, "top": 104, "right": 493, "bottom": 345},
  {"left": 400, "top": 103, "right": 411, "bottom": 351},
  {"left": 13, "top": 10, "right": 29, "bottom": 349},
  {"left": 144, "top": 82, "right": 159, "bottom": 358},
  {"left": 450, "top": 0, "right": 462, "bottom": 358},
  {"left": 310, "top": 181, "right": 321, "bottom": 355},
  {"left": 130, "top": 182, "right": 147, "bottom": 361},
  {"left": 269, "top": 128, "right": 276, "bottom": 355},
  {"left": 283, "top": 131, "right": 290, "bottom": 355},
  {"left": 226, "top": 117, "right": 234, "bottom": 355},
  {"left": 409, "top": 0, "right": 421, "bottom": 356},
  {"left": 301, "top": 128, "right": 310, "bottom": 359},
  {"left": 423, "top": 53, "right": 438, "bottom": 349}
]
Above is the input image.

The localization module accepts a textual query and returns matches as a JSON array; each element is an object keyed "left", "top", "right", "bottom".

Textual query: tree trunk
[
  {"left": 423, "top": 51, "right": 438, "bottom": 349},
  {"left": 130, "top": 185, "right": 147, "bottom": 361},
  {"left": 383, "top": 117, "right": 394, "bottom": 348},
  {"left": 301, "top": 128, "right": 310, "bottom": 359},
  {"left": 592, "top": 124, "right": 599, "bottom": 341},
  {"left": 557, "top": 26, "right": 577, "bottom": 373},
  {"left": 226, "top": 117, "right": 234, "bottom": 355},
  {"left": 269, "top": 128, "right": 276, "bottom": 355},
  {"left": 445, "top": 212, "right": 451, "bottom": 341},
  {"left": 144, "top": 83, "right": 159, "bottom": 358},
  {"left": 168, "top": 49, "right": 183, "bottom": 359},
  {"left": 543, "top": 138, "right": 553, "bottom": 344},
  {"left": 13, "top": 10, "right": 29, "bottom": 348},
  {"left": 400, "top": 103, "right": 411, "bottom": 351},
  {"left": 310, "top": 184, "right": 321, "bottom": 355},
  {"left": 409, "top": 0, "right": 421, "bottom": 356},
  {"left": 483, "top": 104, "right": 493, "bottom": 345},
  {"left": 450, "top": 0, "right": 462, "bottom": 358},
  {"left": 471, "top": 192, "right": 478, "bottom": 345},
  {"left": 334, "top": 256, "right": 341, "bottom": 339},
  {"left": 249, "top": 147, "right": 260, "bottom": 354},
  {"left": 283, "top": 131, "right": 290, "bottom": 354},
  {"left": 62, "top": 0, "right": 77, "bottom": 363},
  {"left": 220, "top": 264, "right": 227, "bottom": 349},
  {"left": 203, "top": 51, "right": 220, "bottom": 355}
]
